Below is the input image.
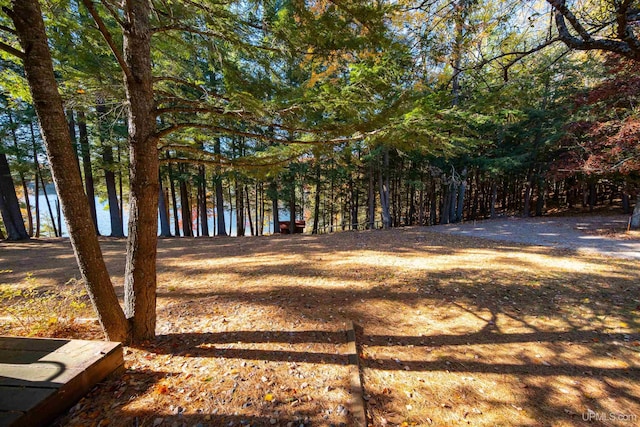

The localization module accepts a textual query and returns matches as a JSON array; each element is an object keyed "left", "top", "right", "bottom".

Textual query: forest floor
[{"left": 1, "top": 214, "right": 639, "bottom": 427}]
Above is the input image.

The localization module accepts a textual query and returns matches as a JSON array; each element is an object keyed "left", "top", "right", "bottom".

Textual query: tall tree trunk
[
  {"left": 368, "top": 162, "right": 375, "bottom": 229},
  {"left": 117, "top": 144, "right": 124, "bottom": 226},
  {"left": 66, "top": 109, "right": 81, "bottom": 175},
  {"left": 31, "top": 124, "right": 41, "bottom": 237},
  {"left": 120, "top": 0, "right": 159, "bottom": 342},
  {"left": 440, "top": 180, "right": 451, "bottom": 225},
  {"left": 103, "top": 145, "right": 124, "bottom": 237},
  {"left": 270, "top": 180, "right": 280, "bottom": 234},
  {"left": 213, "top": 138, "right": 227, "bottom": 236},
  {"left": 235, "top": 178, "right": 245, "bottom": 236},
  {"left": 7, "top": 111, "right": 33, "bottom": 236},
  {"left": 167, "top": 159, "right": 180, "bottom": 236},
  {"left": 158, "top": 173, "right": 171, "bottom": 237},
  {"left": 523, "top": 177, "right": 532, "bottom": 218},
  {"left": 289, "top": 181, "right": 296, "bottom": 235},
  {"left": 535, "top": 176, "right": 546, "bottom": 217},
  {"left": 490, "top": 180, "right": 497, "bottom": 218},
  {"left": 430, "top": 180, "right": 437, "bottom": 225},
  {"left": 10, "top": 0, "right": 129, "bottom": 341},
  {"left": 378, "top": 150, "right": 391, "bottom": 229},
  {"left": 214, "top": 176, "right": 226, "bottom": 236},
  {"left": 351, "top": 174, "right": 358, "bottom": 230},
  {"left": 255, "top": 182, "right": 261, "bottom": 236},
  {"left": 455, "top": 167, "right": 467, "bottom": 222},
  {"left": 313, "top": 162, "right": 321, "bottom": 234},
  {"left": 179, "top": 166, "right": 193, "bottom": 237},
  {"left": 199, "top": 165, "right": 209, "bottom": 237},
  {"left": 246, "top": 185, "right": 254, "bottom": 236},
  {"left": 0, "top": 151, "right": 29, "bottom": 240},
  {"left": 39, "top": 171, "right": 58, "bottom": 236},
  {"left": 77, "top": 110, "right": 99, "bottom": 233}
]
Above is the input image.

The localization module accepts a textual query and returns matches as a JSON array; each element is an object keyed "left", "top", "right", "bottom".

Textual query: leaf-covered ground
[{"left": 1, "top": 224, "right": 639, "bottom": 426}]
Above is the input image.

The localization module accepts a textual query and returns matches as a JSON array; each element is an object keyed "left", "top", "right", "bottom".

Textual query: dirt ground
[{"left": 1, "top": 218, "right": 639, "bottom": 427}]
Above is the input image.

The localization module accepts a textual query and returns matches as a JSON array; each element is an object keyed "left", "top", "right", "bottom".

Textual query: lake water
[{"left": 28, "top": 187, "right": 283, "bottom": 237}]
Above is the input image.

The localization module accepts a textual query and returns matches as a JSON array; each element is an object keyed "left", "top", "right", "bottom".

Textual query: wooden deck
[{"left": 0, "top": 336, "right": 123, "bottom": 427}]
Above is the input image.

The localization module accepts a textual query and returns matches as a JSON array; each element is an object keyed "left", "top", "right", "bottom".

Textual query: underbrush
[{"left": 0, "top": 271, "right": 93, "bottom": 337}]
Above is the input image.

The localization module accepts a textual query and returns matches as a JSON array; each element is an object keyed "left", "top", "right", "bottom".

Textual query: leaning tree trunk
[
  {"left": 9, "top": 0, "right": 129, "bottom": 341},
  {"left": 77, "top": 110, "right": 99, "bottom": 233}
]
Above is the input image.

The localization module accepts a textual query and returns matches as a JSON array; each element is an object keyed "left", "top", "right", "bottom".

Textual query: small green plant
[{"left": 0, "top": 273, "right": 90, "bottom": 337}]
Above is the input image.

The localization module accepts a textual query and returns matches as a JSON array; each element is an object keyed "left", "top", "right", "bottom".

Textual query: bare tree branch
[
  {"left": 547, "top": 0, "right": 640, "bottom": 60},
  {"left": 81, "top": 0, "right": 134, "bottom": 81},
  {"left": 99, "top": 0, "right": 126, "bottom": 29},
  {"left": 0, "top": 24, "right": 17, "bottom": 35},
  {"left": 0, "top": 40, "right": 25, "bottom": 59}
]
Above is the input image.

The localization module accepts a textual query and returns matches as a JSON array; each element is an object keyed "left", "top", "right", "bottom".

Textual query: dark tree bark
[
  {"left": 489, "top": 180, "right": 497, "bottom": 218},
  {"left": 270, "top": 180, "right": 280, "bottom": 234},
  {"left": 77, "top": 110, "right": 99, "bottom": 233},
  {"left": 312, "top": 162, "right": 321, "bottom": 234},
  {"left": 198, "top": 165, "right": 209, "bottom": 237},
  {"left": 368, "top": 162, "right": 375, "bottom": 229},
  {"left": 66, "top": 109, "right": 81, "bottom": 174},
  {"left": 7, "top": 110, "right": 33, "bottom": 236},
  {"left": 30, "top": 123, "right": 41, "bottom": 237},
  {"left": 96, "top": 102, "right": 124, "bottom": 238},
  {"left": 379, "top": 150, "right": 391, "bottom": 229},
  {"left": 213, "top": 138, "right": 227, "bottom": 236},
  {"left": 289, "top": 178, "right": 296, "bottom": 235},
  {"left": 245, "top": 185, "right": 254, "bottom": 236},
  {"left": 158, "top": 173, "right": 171, "bottom": 237},
  {"left": 535, "top": 176, "right": 546, "bottom": 216},
  {"left": 103, "top": 145, "right": 124, "bottom": 237},
  {"left": 454, "top": 167, "right": 467, "bottom": 222},
  {"left": 235, "top": 178, "right": 245, "bottom": 236},
  {"left": 0, "top": 150, "right": 29, "bottom": 241},
  {"left": 8, "top": 0, "right": 129, "bottom": 341},
  {"left": 179, "top": 165, "right": 193, "bottom": 237},
  {"left": 167, "top": 158, "right": 180, "bottom": 236},
  {"left": 119, "top": 0, "right": 160, "bottom": 342}
]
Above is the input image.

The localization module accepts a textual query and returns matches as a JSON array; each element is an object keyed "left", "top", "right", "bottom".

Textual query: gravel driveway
[{"left": 428, "top": 215, "right": 640, "bottom": 260}]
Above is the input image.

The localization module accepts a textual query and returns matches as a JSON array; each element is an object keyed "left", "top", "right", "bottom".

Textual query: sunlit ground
[{"left": 1, "top": 228, "right": 639, "bottom": 426}]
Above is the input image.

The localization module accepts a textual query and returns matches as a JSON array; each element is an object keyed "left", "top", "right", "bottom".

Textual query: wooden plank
[
  {"left": 0, "top": 337, "right": 124, "bottom": 427},
  {"left": 0, "top": 412, "right": 21, "bottom": 426},
  {"left": 0, "top": 387, "right": 55, "bottom": 412},
  {"left": 0, "top": 337, "right": 69, "bottom": 353},
  {"left": 345, "top": 320, "right": 367, "bottom": 427}
]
